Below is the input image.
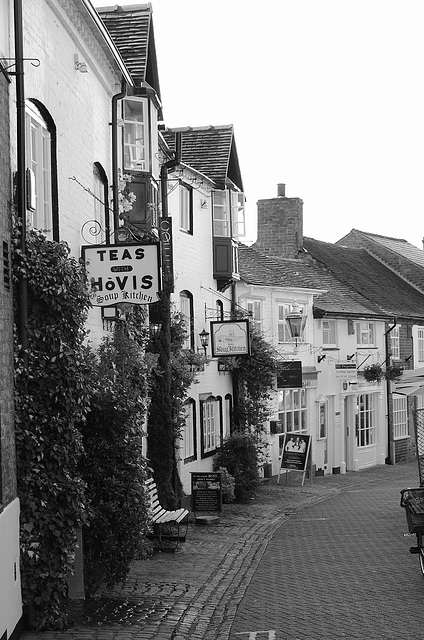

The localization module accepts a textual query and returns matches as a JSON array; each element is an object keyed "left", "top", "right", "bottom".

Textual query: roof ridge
[
  {"left": 352, "top": 229, "right": 409, "bottom": 244},
  {"left": 163, "top": 124, "right": 233, "bottom": 132}
]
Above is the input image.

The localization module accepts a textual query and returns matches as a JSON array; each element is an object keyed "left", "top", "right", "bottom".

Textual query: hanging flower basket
[
  {"left": 385, "top": 363, "right": 404, "bottom": 381},
  {"left": 363, "top": 362, "right": 404, "bottom": 383},
  {"left": 363, "top": 363, "right": 384, "bottom": 383}
]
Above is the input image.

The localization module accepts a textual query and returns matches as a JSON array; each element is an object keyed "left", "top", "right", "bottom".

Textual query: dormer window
[
  {"left": 122, "top": 98, "right": 149, "bottom": 171},
  {"left": 213, "top": 190, "right": 229, "bottom": 236}
]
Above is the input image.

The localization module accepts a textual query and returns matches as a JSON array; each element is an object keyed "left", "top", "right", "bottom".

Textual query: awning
[{"left": 394, "top": 368, "right": 424, "bottom": 396}]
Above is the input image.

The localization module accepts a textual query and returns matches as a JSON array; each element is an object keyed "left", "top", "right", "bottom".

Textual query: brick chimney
[{"left": 253, "top": 184, "right": 304, "bottom": 259}]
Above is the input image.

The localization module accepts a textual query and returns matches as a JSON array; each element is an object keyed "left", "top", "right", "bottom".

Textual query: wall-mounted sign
[
  {"left": 335, "top": 362, "right": 357, "bottom": 379},
  {"left": 210, "top": 319, "right": 250, "bottom": 357},
  {"left": 277, "top": 361, "right": 303, "bottom": 388},
  {"left": 82, "top": 243, "right": 161, "bottom": 306}
]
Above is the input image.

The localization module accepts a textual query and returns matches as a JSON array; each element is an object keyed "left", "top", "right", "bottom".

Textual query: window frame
[
  {"left": 212, "top": 190, "right": 230, "bottom": 237},
  {"left": 418, "top": 327, "right": 424, "bottom": 362},
  {"left": 322, "top": 319, "right": 337, "bottom": 346},
  {"left": 277, "top": 388, "right": 307, "bottom": 435},
  {"left": 393, "top": 394, "right": 408, "bottom": 440},
  {"left": 122, "top": 97, "right": 149, "bottom": 172},
  {"left": 183, "top": 398, "right": 197, "bottom": 461},
  {"left": 25, "top": 100, "right": 57, "bottom": 239},
  {"left": 356, "top": 393, "right": 376, "bottom": 447},
  {"left": 180, "top": 290, "right": 194, "bottom": 350},
  {"left": 356, "top": 321, "right": 375, "bottom": 346},
  {"left": 247, "top": 299, "right": 262, "bottom": 333},
  {"left": 200, "top": 396, "right": 222, "bottom": 457},
  {"left": 179, "top": 183, "right": 193, "bottom": 233},
  {"left": 390, "top": 325, "right": 400, "bottom": 360}
]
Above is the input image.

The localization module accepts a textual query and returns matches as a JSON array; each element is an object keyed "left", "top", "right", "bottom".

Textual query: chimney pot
[{"left": 277, "top": 183, "right": 286, "bottom": 197}]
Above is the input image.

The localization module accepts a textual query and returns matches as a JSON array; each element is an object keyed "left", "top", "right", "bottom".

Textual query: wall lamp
[
  {"left": 199, "top": 329, "right": 210, "bottom": 355},
  {"left": 317, "top": 354, "right": 326, "bottom": 363},
  {"left": 347, "top": 354, "right": 356, "bottom": 361},
  {"left": 74, "top": 54, "right": 89, "bottom": 73}
]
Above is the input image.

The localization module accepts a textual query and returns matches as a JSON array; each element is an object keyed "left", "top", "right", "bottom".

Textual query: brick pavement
[{"left": 21, "top": 460, "right": 419, "bottom": 640}]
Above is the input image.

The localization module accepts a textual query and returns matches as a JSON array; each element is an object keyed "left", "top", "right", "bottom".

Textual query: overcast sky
[{"left": 94, "top": 0, "right": 424, "bottom": 248}]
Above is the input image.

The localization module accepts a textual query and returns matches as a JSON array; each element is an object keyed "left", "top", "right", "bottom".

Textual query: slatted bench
[{"left": 145, "top": 477, "right": 189, "bottom": 551}]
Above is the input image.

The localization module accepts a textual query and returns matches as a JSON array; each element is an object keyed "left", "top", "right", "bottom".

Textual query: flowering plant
[{"left": 117, "top": 171, "right": 136, "bottom": 217}]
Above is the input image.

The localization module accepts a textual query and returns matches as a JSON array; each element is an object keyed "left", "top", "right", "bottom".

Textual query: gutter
[
  {"left": 385, "top": 318, "right": 397, "bottom": 465},
  {"left": 14, "top": 0, "right": 28, "bottom": 367}
]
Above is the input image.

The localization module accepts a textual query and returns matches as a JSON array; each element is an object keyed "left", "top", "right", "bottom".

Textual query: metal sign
[
  {"left": 82, "top": 243, "right": 161, "bottom": 306},
  {"left": 335, "top": 362, "right": 357, "bottom": 379},
  {"left": 277, "top": 361, "right": 303, "bottom": 388},
  {"left": 191, "top": 472, "right": 222, "bottom": 513},
  {"left": 280, "top": 433, "right": 311, "bottom": 471},
  {"left": 210, "top": 319, "right": 250, "bottom": 357}
]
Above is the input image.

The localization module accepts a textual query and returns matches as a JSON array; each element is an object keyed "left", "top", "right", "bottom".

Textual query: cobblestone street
[{"left": 22, "top": 461, "right": 420, "bottom": 639}]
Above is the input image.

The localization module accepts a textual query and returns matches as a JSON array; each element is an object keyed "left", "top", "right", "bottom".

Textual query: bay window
[{"left": 123, "top": 98, "right": 149, "bottom": 171}]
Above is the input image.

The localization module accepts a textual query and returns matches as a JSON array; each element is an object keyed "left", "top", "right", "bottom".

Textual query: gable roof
[
  {"left": 161, "top": 125, "right": 243, "bottom": 191},
  {"left": 304, "top": 237, "right": 424, "bottom": 320},
  {"left": 238, "top": 244, "right": 388, "bottom": 318},
  {"left": 336, "top": 229, "right": 424, "bottom": 293},
  {"left": 97, "top": 3, "right": 161, "bottom": 104}
]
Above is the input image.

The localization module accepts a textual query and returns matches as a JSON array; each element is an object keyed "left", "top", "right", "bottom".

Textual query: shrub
[
  {"left": 214, "top": 433, "right": 260, "bottom": 503},
  {"left": 216, "top": 467, "right": 236, "bottom": 504}
]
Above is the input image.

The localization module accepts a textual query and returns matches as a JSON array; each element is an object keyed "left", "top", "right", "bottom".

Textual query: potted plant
[
  {"left": 363, "top": 363, "right": 384, "bottom": 383},
  {"left": 385, "top": 363, "right": 404, "bottom": 381}
]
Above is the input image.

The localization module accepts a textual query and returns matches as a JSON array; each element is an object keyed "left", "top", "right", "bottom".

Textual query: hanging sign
[
  {"left": 210, "top": 319, "right": 250, "bottom": 357},
  {"left": 82, "top": 243, "right": 161, "bottom": 306},
  {"left": 335, "top": 363, "right": 357, "bottom": 379},
  {"left": 277, "top": 361, "right": 303, "bottom": 388}
]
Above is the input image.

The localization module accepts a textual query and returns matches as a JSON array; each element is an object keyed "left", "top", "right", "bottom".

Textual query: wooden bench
[{"left": 145, "top": 477, "right": 189, "bottom": 551}]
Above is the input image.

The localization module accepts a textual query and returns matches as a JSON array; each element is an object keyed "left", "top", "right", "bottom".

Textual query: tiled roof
[
  {"left": 97, "top": 3, "right": 161, "bottom": 101},
  {"left": 161, "top": 126, "right": 243, "bottom": 191},
  {"left": 336, "top": 229, "right": 424, "bottom": 293},
  {"left": 339, "top": 229, "right": 424, "bottom": 267},
  {"left": 304, "top": 237, "right": 424, "bottom": 320},
  {"left": 238, "top": 244, "right": 387, "bottom": 318}
]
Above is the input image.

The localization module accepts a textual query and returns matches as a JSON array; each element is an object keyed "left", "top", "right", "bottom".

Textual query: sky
[{"left": 94, "top": 0, "right": 424, "bottom": 248}]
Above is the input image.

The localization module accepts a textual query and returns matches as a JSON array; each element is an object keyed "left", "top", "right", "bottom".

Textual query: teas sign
[{"left": 82, "top": 243, "right": 161, "bottom": 306}]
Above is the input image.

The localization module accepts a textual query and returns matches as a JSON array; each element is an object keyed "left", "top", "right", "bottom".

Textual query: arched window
[
  {"left": 200, "top": 395, "right": 222, "bottom": 458},
  {"left": 93, "top": 163, "right": 109, "bottom": 243},
  {"left": 25, "top": 100, "right": 58, "bottom": 239},
  {"left": 180, "top": 290, "right": 194, "bottom": 350},
  {"left": 216, "top": 299, "right": 224, "bottom": 321}
]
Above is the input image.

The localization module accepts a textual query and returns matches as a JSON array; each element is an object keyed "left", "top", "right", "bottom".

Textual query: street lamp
[
  {"left": 199, "top": 329, "right": 210, "bottom": 356},
  {"left": 286, "top": 302, "right": 307, "bottom": 347}
]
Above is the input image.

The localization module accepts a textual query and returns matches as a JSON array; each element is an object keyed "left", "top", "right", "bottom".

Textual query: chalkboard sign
[
  {"left": 280, "top": 433, "right": 311, "bottom": 471},
  {"left": 191, "top": 472, "right": 222, "bottom": 513}
]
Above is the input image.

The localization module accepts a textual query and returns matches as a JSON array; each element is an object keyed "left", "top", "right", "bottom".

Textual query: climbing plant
[
  {"left": 13, "top": 229, "right": 94, "bottom": 630},
  {"left": 80, "top": 306, "right": 156, "bottom": 597}
]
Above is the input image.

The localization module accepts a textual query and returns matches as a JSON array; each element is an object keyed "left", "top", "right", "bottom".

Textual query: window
[
  {"left": 277, "top": 389, "right": 307, "bottom": 434},
  {"left": 122, "top": 98, "right": 149, "bottom": 171},
  {"left": 247, "top": 300, "right": 262, "bottom": 332},
  {"left": 25, "top": 101, "right": 54, "bottom": 237},
  {"left": 212, "top": 190, "right": 230, "bottom": 236},
  {"left": 356, "top": 321, "right": 374, "bottom": 345},
  {"left": 183, "top": 399, "right": 196, "bottom": 460},
  {"left": 0, "top": 0, "right": 9, "bottom": 58},
  {"left": 93, "top": 164, "right": 108, "bottom": 243},
  {"left": 278, "top": 304, "right": 291, "bottom": 343},
  {"left": 225, "top": 394, "right": 233, "bottom": 435},
  {"left": 418, "top": 328, "right": 424, "bottom": 362},
  {"left": 356, "top": 394, "right": 376, "bottom": 447},
  {"left": 393, "top": 394, "right": 408, "bottom": 439},
  {"left": 323, "top": 319, "right": 336, "bottom": 345},
  {"left": 180, "top": 290, "right": 194, "bottom": 350},
  {"left": 231, "top": 191, "right": 245, "bottom": 238},
  {"left": 201, "top": 396, "right": 221, "bottom": 456},
  {"left": 389, "top": 325, "right": 400, "bottom": 360},
  {"left": 179, "top": 184, "right": 193, "bottom": 233},
  {"left": 318, "top": 401, "right": 327, "bottom": 439},
  {"left": 216, "top": 300, "right": 224, "bottom": 321}
]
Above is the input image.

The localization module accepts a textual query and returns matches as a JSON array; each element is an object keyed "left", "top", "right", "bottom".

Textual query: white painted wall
[{"left": 0, "top": 499, "right": 22, "bottom": 639}]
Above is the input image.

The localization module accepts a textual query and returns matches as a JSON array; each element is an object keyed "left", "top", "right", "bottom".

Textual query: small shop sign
[
  {"left": 277, "top": 361, "right": 303, "bottom": 389},
  {"left": 335, "top": 362, "right": 357, "bottom": 379},
  {"left": 278, "top": 432, "right": 312, "bottom": 486},
  {"left": 191, "top": 472, "right": 222, "bottom": 513},
  {"left": 82, "top": 243, "right": 161, "bottom": 306},
  {"left": 210, "top": 319, "right": 250, "bottom": 357}
]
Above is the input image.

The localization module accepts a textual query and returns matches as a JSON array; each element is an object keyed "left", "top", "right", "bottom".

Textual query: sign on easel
[{"left": 278, "top": 433, "right": 312, "bottom": 486}]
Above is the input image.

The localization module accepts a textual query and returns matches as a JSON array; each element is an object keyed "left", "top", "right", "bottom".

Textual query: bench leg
[{"left": 156, "top": 521, "right": 181, "bottom": 552}]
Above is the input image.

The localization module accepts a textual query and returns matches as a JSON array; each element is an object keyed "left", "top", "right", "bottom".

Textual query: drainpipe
[
  {"left": 385, "top": 318, "right": 397, "bottom": 465},
  {"left": 111, "top": 80, "right": 127, "bottom": 239},
  {"left": 14, "top": 0, "right": 28, "bottom": 367}
]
